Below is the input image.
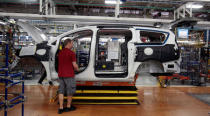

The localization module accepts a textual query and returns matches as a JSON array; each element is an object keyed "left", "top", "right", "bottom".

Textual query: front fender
[
  {"left": 18, "top": 42, "right": 52, "bottom": 81},
  {"left": 35, "top": 42, "right": 51, "bottom": 61},
  {"left": 19, "top": 41, "right": 51, "bottom": 61}
]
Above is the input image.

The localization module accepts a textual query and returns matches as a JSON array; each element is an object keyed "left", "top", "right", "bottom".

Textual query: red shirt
[{"left": 58, "top": 48, "right": 76, "bottom": 78}]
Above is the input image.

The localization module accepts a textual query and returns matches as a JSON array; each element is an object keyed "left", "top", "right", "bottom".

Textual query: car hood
[{"left": 17, "top": 21, "right": 48, "bottom": 43}]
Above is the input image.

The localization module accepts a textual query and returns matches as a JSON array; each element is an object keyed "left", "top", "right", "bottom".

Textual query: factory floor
[{"left": 1, "top": 86, "right": 210, "bottom": 116}]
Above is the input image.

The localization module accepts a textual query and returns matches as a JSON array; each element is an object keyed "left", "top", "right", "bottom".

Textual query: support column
[
  {"left": 45, "top": 0, "right": 48, "bottom": 15},
  {"left": 206, "top": 30, "right": 209, "bottom": 47},
  {"left": 115, "top": 0, "right": 120, "bottom": 18},
  {"left": 73, "top": 24, "right": 77, "bottom": 29},
  {"left": 39, "top": 0, "right": 43, "bottom": 14}
]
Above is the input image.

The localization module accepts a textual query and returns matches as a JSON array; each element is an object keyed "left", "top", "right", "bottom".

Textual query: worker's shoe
[
  {"left": 58, "top": 108, "right": 64, "bottom": 114},
  {"left": 65, "top": 105, "right": 77, "bottom": 112}
]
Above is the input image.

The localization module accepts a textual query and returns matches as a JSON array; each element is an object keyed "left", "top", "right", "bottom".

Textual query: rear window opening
[
  {"left": 140, "top": 31, "right": 167, "bottom": 44},
  {"left": 168, "top": 64, "right": 174, "bottom": 68}
]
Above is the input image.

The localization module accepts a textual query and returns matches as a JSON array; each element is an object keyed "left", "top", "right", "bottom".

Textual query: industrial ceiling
[{"left": 0, "top": 0, "right": 209, "bottom": 20}]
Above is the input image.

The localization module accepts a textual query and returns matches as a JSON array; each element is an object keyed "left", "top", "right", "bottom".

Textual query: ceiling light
[
  {"left": 186, "top": 4, "right": 203, "bottom": 9},
  {"left": 105, "top": 0, "right": 122, "bottom": 4},
  {"left": 0, "top": 21, "right": 6, "bottom": 25}
]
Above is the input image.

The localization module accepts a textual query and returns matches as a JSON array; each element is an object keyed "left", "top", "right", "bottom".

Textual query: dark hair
[{"left": 63, "top": 39, "right": 72, "bottom": 47}]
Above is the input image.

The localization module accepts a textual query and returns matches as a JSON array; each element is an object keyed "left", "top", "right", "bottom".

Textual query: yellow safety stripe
[
  {"left": 76, "top": 90, "right": 82, "bottom": 93},
  {"left": 82, "top": 90, "right": 118, "bottom": 93},
  {"left": 72, "top": 102, "right": 138, "bottom": 105},
  {"left": 119, "top": 91, "right": 138, "bottom": 94},
  {"left": 76, "top": 90, "right": 137, "bottom": 94},
  {"left": 65, "top": 96, "right": 138, "bottom": 100}
]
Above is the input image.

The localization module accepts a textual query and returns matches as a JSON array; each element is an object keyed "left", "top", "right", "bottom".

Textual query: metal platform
[{"left": 50, "top": 86, "right": 139, "bottom": 105}]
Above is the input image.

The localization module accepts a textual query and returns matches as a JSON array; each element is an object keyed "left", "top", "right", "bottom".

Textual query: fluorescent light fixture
[
  {"left": 0, "top": 21, "right": 6, "bottom": 25},
  {"left": 186, "top": 4, "right": 203, "bottom": 9},
  {"left": 105, "top": 0, "right": 122, "bottom": 4}
]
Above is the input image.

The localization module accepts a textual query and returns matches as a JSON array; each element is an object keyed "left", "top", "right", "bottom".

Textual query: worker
[{"left": 58, "top": 39, "right": 79, "bottom": 114}]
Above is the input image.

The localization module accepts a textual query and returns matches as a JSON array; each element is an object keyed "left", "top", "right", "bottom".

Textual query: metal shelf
[{"left": 0, "top": 42, "right": 25, "bottom": 116}]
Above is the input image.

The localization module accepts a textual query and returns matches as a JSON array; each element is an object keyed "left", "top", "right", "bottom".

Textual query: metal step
[{"left": 67, "top": 86, "right": 139, "bottom": 105}]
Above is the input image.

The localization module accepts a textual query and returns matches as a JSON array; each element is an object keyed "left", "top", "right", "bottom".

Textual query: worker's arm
[{"left": 72, "top": 62, "right": 79, "bottom": 72}]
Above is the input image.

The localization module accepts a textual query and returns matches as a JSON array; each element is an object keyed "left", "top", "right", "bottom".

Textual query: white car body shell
[{"left": 17, "top": 21, "right": 181, "bottom": 83}]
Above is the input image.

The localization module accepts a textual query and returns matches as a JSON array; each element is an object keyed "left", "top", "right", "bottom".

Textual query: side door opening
[
  {"left": 55, "top": 30, "right": 93, "bottom": 73},
  {"left": 95, "top": 29, "right": 132, "bottom": 78}
]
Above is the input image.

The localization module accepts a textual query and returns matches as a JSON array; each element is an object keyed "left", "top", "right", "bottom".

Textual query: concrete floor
[{"left": 1, "top": 86, "right": 210, "bottom": 116}]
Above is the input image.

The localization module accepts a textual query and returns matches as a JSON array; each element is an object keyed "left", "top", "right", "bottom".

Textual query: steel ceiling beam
[
  {"left": 0, "top": 12, "right": 209, "bottom": 26},
  {"left": 0, "top": 12, "right": 171, "bottom": 24}
]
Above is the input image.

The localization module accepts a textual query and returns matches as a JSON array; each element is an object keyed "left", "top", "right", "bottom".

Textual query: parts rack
[{"left": 0, "top": 41, "right": 25, "bottom": 116}]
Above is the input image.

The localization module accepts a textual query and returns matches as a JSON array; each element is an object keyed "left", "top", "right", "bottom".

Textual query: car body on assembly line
[{"left": 17, "top": 21, "right": 181, "bottom": 84}]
